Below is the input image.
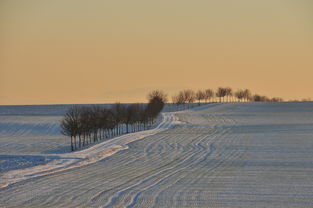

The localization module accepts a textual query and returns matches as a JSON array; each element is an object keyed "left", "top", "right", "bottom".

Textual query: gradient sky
[{"left": 1, "top": 0, "right": 313, "bottom": 105}]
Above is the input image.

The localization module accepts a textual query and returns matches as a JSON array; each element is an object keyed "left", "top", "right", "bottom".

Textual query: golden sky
[{"left": 1, "top": 0, "right": 313, "bottom": 105}]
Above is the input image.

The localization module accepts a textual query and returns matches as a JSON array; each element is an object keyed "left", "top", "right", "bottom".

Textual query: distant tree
[
  {"left": 79, "top": 106, "right": 93, "bottom": 146},
  {"left": 270, "top": 97, "right": 284, "bottom": 102},
  {"left": 98, "top": 107, "right": 112, "bottom": 139},
  {"left": 252, "top": 94, "right": 269, "bottom": 102},
  {"left": 146, "top": 90, "right": 167, "bottom": 123},
  {"left": 235, "top": 89, "right": 245, "bottom": 102},
  {"left": 60, "top": 105, "right": 80, "bottom": 151},
  {"left": 61, "top": 87, "right": 286, "bottom": 152},
  {"left": 147, "top": 90, "right": 168, "bottom": 104},
  {"left": 243, "top": 89, "right": 252, "bottom": 102},
  {"left": 98, "top": 107, "right": 107, "bottom": 139},
  {"left": 181, "top": 89, "right": 195, "bottom": 108},
  {"left": 61, "top": 92, "right": 167, "bottom": 151},
  {"left": 289, "top": 99, "right": 299, "bottom": 102},
  {"left": 225, "top": 87, "right": 233, "bottom": 102},
  {"left": 172, "top": 92, "right": 185, "bottom": 110},
  {"left": 195, "top": 90, "right": 205, "bottom": 105},
  {"left": 125, "top": 104, "right": 138, "bottom": 133},
  {"left": 171, "top": 90, "right": 190, "bottom": 109},
  {"left": 130, "top": 104, "right": 141, "bottom": 132},
  {"left": 177, "top": 91, "right": 187, "bottom": 104},
  {"left": 106, "top": 109, "right": 116, "bottom": 137},
  {"left": 301, "top": 98, "right": 312, "bottom": 102},
  {"left": 111, "top": 103, "right": 126, "bottom": 135},
  {"left": 262, "top": 96, "right": 270, "bottom": 102},
  {"left": 216, "top": 87, "right": 227, "bottom": 103},
  {"left": 139, "top": 105, "right": 149, "bottom": 130},
  {"left": 204, "top": 89, "right": 214, "bottom": 103},
  {"left": 171, "top": 95, "right": 179, "bottom": 105},
  {"left": 252, "top": 94, "right": 261, "bottom": 102}
]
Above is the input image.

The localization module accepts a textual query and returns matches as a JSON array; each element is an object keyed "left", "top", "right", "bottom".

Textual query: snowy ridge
[{"left": 0, "top": 112, "right": 180, "bottom": 188}]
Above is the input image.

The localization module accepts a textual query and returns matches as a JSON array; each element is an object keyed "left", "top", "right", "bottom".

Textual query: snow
[
  {"left": 0, "top": 111, "right": 179, "bottom": 188},
  {"left": 1, "top": 102, "right": 313, "bottom": 207}
]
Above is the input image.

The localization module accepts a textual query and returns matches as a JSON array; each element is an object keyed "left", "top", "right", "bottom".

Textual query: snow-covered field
[{"left": 1, "top": 102, "right": 313, "bottom": 207}]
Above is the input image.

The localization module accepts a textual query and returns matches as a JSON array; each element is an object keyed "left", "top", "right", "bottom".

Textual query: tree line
[
  {"left": 61, "top": 87, "right": 288, "bottom": 151},
  {"left": 61, "top": 90, "right": 167, "bottom": 151},
  {"left": 171, "top": 87, "right": 284, "bottom": 107}
]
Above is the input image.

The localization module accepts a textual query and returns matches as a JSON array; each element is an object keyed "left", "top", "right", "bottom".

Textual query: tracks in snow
[
  {"left": 2, "top": 103, "right": 313, "bottom": 207},
  {"left": 0, "top": 113, "right": 179, "bottom": 188}
]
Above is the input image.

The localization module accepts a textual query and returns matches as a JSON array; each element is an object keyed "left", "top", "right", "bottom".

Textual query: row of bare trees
[
  {"left": 171, "top": 87, "right": 284, "bottom": 107},
  {"left": 61, "top": 87, "right": 285, "bottom": 151},
  {"left": 61, "top": 91, "right": 167, "bottom": 151}
]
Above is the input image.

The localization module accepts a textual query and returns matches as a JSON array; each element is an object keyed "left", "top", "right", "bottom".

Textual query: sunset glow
[{"left": 1, "top": 0, "right": 312, "bottom": 104}]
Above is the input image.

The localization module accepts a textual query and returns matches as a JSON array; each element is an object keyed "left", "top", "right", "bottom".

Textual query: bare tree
[
  {"left": 204, "top": 89, "right": 214, "bottom": 103},
  {"left": 130, "top": 104, "right": 141, "bottom": 132},
  {"left": 61, "top": 87, "right": 285, "bottom": 152},
  {"left": 216, "top": 87, "right": 227, "bottom": 103},
  {"left": 147, "top": 90, "right": 168, "bottom": 103},
  {"left": 243, "top": 89, "right": 252, "bottom": 102},
  {"left": 172, "top": 93, "right": 185, "bottom": 110},
  {"left": 225, "top": 87, "right": 233, "bottom": 102},
  {"left": 270, "top": 97, "right": 284, "bottom": 102},
  {"left": 79, "top": 107, "right": 93, "bottom": 146},
  {"left": 60, "top": 105, "right": 80, "bottom": 151},
  {"left": 235, "top": 89, "right": 245, "bottom": 102},
  {"left": 252, "top": 94, "right": 270, "bottom": 102},
  {"left": 177, "top": 91, "right": 187, "bottom": 105},
  {"left": 171, "top": 95, "right": 180, "bottom": 105},
  {"left": 139, "top": 105, "right": 149, "bottom": 130},
  {"left": 111, "top": 103, "right": 126, "bottom": 135},
  {"left": 61, "top": 92, "right": 166, "bottom": 151},
  {"left": 146, "top": 90, "right": 167, "bottom": 123},
  {"left": 180, "top": 89, "right": 195, "bottom": 108},
  {"left": 98, "top": 107, "right": 113, "bottom": 139},
  {"left": 125, "top": 104, "right": 137, "bottom": 133},
  {"left": 195, "top": 90, "right": 205, "bottom": 105}
]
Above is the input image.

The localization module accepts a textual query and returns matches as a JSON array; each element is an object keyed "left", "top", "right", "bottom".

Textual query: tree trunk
[
  {"left": 70, "top": 136, "right": 74, "bottom": 151},
  {"left": 75, "top": 136, "right": 77, "bottom": 150}
]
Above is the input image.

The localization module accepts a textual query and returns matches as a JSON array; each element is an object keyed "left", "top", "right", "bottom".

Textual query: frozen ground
[
  {"left": 0, "top": 104, "right": 114, "bottom": 155},
  {"left": 1, "top": 102, "right": 313, "bottom": 207},
  {"left": 0, "top": 104, "right": 148, "bottom": 173}
]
